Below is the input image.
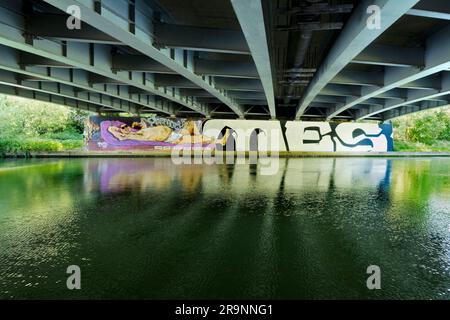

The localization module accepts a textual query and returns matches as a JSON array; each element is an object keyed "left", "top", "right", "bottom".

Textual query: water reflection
[
  {"left": 81, "top": 158, "right": 394, "bottom": 196},
  {"left": 0, "top": 158, "right": 449, "bottom": 299}
]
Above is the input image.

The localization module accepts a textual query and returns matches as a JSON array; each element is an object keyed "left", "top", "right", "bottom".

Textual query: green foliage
[
  {"left": 0, "top": 94, "right": 88, "bottom": 154},
  {"left": 0, "top": 138, "right": 83, "bottom": 154},
  {"left": 0, "top": 138, "right": 63, "bottom": 153},
  {"left": 67, "top": 110, "right": 89, "bottom": 133},
  {"left": 393, "top": 107, "right": 450, "bottom": 151},
  {"left": 60, "top": 139, "right": 84, "bottom": 150},
  {"left": 42, "top": 129, "right": 83, "bottom": 141},
  {"left": 405, "top": 111, "right": 450, "bottom": 144},
  {"left": 394, "top": 140, "right": 450, "bottom": 152},
  {"left": 0, "top": 94, "right": 90, "bottom": 138}
]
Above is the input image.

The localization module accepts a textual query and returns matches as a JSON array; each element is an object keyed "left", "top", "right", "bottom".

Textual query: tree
[
  {"left": 0, "top": 94, "right": 91, "bottom": 138},
  {"left": 393, "top": 107, "right": 450, "bottom": 145}
]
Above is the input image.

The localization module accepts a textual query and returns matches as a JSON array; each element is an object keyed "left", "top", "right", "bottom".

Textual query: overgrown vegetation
[
  {"left": 392, "top": 107, "right": 450, "bottom": 152},
  {"left": 0, "top": 94, "right": 89, "bottom": 155}
]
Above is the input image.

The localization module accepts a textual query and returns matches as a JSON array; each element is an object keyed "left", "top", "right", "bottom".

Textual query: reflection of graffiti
[
  {"left": 82, "top": 158, "right": 391, "bottom": 195},
  {"left": 83, "top": 159, "right": 212, "bottom": 194},
  {"left": 285, "top": 122, "right": 393, "bottom": 152},
  {"left": 249, "top": 129, "right": 266, "bottom": 152},
  {"left": 216, "top": 126, "right": 236, "bottom": 151}
]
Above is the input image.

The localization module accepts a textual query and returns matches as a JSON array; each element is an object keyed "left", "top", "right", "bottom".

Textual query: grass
[
  {"left": 394, "top": 140, "right": 450, "bottom": 152},
  {"left": 42, "top": 130, "right": 83, "bottom": 141},
  {"left": 60, "top": 139, "right": 84, "bottom": 150},
  {"left": 0, "top": 137, "right": 83, "bottom": 155}
]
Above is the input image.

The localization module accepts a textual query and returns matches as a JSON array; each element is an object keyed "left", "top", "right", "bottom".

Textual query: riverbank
[{"left": 2, "top": 150, "right": 450, "bottom": 158}]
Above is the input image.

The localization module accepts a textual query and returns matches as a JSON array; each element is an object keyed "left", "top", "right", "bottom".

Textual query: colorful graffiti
[
  {"left": 85, "top": 117, "right": 393, "bottom": 152},
  {"left": 85, "top": 116, "right": 226, "bottom": 151}
]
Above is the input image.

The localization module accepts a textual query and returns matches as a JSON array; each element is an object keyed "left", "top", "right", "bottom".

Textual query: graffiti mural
[
  {"left": 85, "top": 117, "right": 288, "bottom": 152},
  {"left": 85, "top": 117, "right": 393, "bottom": 152},
  {"left": 202, "top": 119, "right": 287, "bottom": 152},
  {"left": 285, "top": 121, "right": 394, "bottom": 152},
  {"left": 84, "top": 116, "right": 227, "bottom": 151}
]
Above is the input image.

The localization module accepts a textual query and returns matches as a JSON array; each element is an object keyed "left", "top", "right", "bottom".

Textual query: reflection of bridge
[{"left": 0, "top": 0, "right": 449, "bottom": 121}]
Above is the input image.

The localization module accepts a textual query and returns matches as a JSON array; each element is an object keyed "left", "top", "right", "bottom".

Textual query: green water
[{"left": 0, "top": 158, "right": 449, "bottom": 300}]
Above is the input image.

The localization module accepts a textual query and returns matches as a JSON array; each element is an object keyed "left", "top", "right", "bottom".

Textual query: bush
[
  {"left": 393, "top": 108, "right": 450, "bottom": 147},
  {"left": 0, "top": 138, "right": 85, "bottom": 154},
  {"left": 67, "top": 110, "right": 88, "bottom": 134},
  {"left": 0, "top": 94, "right": 90, "bottom": 137},
  {"left": 0, "top": 94, "right": 87, "bottom": 155},
  {"left": 60, "top": 140, "right": 84, "bottom": 150},
  {"left": 394, "top": 140, "right": 429, "bottom": 152},
  {"left": 437, "top": 112, "right": 450, "bottom": 141},
  {"left": 0, "top": 138, "right": 63, "bottom": 153},
  {"left": 405, "top": 112, "right": 448, "bottom": 144},
  {"left": 394, "top": 140, "right": 450, "bottom": 152},
  {"left": 0, "top": 139, "right": 21, "bottom": 153},
  {"left": 24, "top": 139, "right": 64, "bottom": 152},
  {"left": 42, "top": 129, "right": 83, "bottom": 141}
]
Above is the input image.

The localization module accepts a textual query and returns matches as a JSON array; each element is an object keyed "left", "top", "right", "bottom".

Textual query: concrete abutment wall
[{"left": 85, "top": 117, "right": 394, "bottom": 152}]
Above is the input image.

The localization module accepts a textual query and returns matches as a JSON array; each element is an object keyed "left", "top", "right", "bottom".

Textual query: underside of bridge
[{"left": 0, "top": 0, "right": 449, "bottom": 121}]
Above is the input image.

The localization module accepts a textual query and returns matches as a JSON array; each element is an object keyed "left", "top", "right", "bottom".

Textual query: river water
[{"left": 0, "top": 157, "right": 449, "bottom": 299}]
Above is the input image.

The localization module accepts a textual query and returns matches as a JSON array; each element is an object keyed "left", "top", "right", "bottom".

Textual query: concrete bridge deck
[{"left": 0, "top": 0, "right": 449, "bottom": 122}]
